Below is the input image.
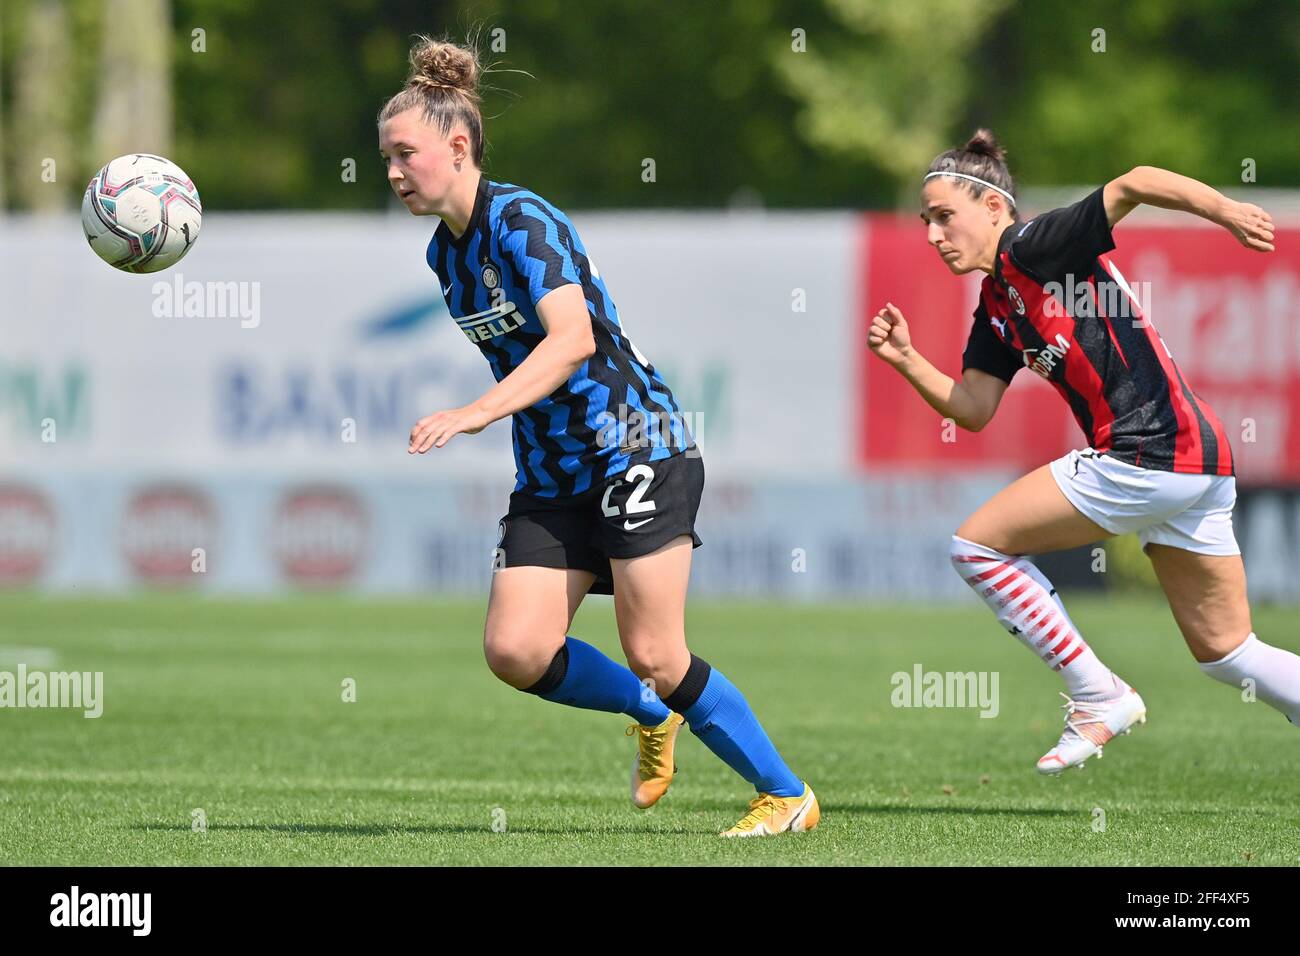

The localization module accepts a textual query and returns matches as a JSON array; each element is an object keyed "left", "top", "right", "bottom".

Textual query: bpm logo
[
  {"left": 1022, "top": 332, "right": 1072, "bottom": 379},
  {"left": 272, "top": 486, "right": 368, "bottom": 586}
]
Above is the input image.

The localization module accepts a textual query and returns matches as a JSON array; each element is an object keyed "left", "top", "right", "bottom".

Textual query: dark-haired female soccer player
[
  {"left": 869, "top": 129, "right": 1297, "bottom": 773},
  {"left": 379, "top": 36, "right": 817, "bottom": 835}
]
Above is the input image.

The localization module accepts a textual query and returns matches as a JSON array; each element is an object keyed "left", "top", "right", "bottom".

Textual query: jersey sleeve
[
  {"left": 1007, "top": 186, "right": 1115, "bottom": 282},
  {"left": 962, "top": 301, "right": 1022, "bottom": 385},
  {"left": 498, "top": 199, "right": 583, "bottom": 308}
]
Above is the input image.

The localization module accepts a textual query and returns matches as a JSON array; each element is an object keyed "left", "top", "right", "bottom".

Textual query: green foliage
[
  {"left": 0, "top": 0, "right": 1295, "bottom": 210},
  {"left": 984, "top": 0, "right": 1300, "bottom": 188},
  {"left": 775, "top": 0, "right": 1014, "bottom": 185}
]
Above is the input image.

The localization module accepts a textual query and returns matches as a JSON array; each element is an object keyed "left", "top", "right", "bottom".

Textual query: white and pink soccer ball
[{"left": 81, "top": 153, "right": 202, "bottom": 273}]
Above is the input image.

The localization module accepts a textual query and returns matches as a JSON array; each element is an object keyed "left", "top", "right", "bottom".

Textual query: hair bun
[
  {"left": 964, "top": 128, "right": 1007, "bottom": 164},
  {"left": 409, "top": 36, "right": 480, "bottom": 101}
]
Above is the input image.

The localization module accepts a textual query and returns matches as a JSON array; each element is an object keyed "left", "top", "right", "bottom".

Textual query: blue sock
[
  {"left": 680, "top": 667, "right": 803, "bottom": 797},
  {"left": 533, "top": 637, "right": 670, "bottom": 726}
]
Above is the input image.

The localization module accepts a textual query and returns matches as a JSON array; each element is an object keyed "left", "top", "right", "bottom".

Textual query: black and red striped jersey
[{"left": 961, "top": 187, "right": 1234, "bottom": 476}]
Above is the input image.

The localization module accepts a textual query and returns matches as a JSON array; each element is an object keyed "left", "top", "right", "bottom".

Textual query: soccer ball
[{"left": 81, "top": 154, "right": 202, "bottom": 274}]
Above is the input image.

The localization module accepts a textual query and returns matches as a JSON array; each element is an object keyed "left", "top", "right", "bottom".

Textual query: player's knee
[
  {"left": 948, "top": 534, "right": 965, "bottom": 575},
  {"left": 621, "top": 643, "right": 657, "bottom": 681},
  {"left": 622, "top": 637, "right": 688, "bottom": 689},
  {"left": 950, "top": 533, "right": 1008, "bottom": 583},
  {"left": 949, "top": 533, "right": 979, "bottom": 576},
  {"left": 482, "top": 628, "right": 558, "bottom": 689}
]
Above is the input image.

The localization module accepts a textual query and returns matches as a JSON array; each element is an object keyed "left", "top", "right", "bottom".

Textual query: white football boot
[{"left": 1037, "top": 686, "right": 1147, "bottom": 774}]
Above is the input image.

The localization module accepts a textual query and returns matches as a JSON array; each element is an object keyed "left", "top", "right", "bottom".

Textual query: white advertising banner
[
  {"left": 0, "top": 211, "right": 858, "bottom": 481},
  {"left": 0, "top": 209, "right": 874, "bottom": 596}
]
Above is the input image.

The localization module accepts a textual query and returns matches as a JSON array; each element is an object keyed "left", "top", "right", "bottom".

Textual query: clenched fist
[{"left": 867, "top": 302, "right": 913, "bottom": 367}]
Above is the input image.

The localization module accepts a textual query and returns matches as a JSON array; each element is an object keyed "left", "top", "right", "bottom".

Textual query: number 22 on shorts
[{"left": 601, "top": 465, "right": 657, "bottom": 530}]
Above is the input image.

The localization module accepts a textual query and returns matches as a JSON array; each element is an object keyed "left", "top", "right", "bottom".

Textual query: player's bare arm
[
  {"left": 1103, "top": 166, "right": 1275, "bottom": 251},
  {"left": 868, "top": 301, "right": 1009, "bottom": 431},
  {"left": 408, "top": 285, "right": 596, "bottom": 453}
]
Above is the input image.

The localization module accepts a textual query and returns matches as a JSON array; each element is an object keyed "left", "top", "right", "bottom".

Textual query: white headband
[{"left": 923, "top": 170, "right": 1016, "bottom": 208}]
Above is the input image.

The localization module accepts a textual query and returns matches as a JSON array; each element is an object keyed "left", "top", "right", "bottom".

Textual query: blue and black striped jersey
[{"left": 427, "top": 176, "right": 693, "bottom": 497}]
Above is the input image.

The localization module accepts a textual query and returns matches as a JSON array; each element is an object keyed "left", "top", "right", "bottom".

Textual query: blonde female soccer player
[
  {"left": 868, "top": 129, "right": 1296, "bottom": 772},
  {"left": 380, "top": 36, "right": 816, "bottom": 835}
]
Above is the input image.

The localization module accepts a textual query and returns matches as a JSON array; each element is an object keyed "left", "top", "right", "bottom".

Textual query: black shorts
[{"left": 495, "top": 451, "right": 705, "bottom": 594}]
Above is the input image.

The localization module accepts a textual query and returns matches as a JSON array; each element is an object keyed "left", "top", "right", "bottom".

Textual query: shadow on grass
[
  {"left": 823, "top": 803, "right": 1074, "bottom": 817},
  {"left": 131, "top": 822, "right": 718, "bottom": 836},
  {"left": 678, "top": 796, "right": 1079, "bottom": 817},
  {"left": 131, "top": 803, "right": 1077, "bottom": 837}
]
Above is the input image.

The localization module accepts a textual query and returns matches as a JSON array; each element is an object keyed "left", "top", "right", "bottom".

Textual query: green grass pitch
[{"left": 1, "top": 594, "right": 1296, "bottom": 866}]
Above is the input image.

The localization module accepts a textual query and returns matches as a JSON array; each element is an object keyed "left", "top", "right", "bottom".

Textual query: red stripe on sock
[
  {"left": 999, "top": 580, "right": 1033, "bottom": 608},
  {"left": 1034, "top": 620, "right": 1065, "bottom": 649},
  {"left": 967, "top": 562, "right": 1015, "bottom": 585},
  {"left": 1050, "top": 647, "right": 1081, "bottom": 671},
  {"left": 1014, "top": 601, "right": 1045, "bottom": 625},
  {"left": 990, "top": 568, "right": 1023, "bottom": 591}
]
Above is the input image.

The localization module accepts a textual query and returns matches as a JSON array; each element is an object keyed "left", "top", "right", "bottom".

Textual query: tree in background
[
  {"left": 773, "top": 0, "right": 1013, "bottom": 194},
  {"left": 984, "top": 0, "right": 1299, "bottom": 189},
  {"left": 11, "top": 0, "right": 75, "bottom": 211},
  {"left": 161, "top": 0, "right": 878, "bottom": 210},
  {"left": 2, "top": 0, "right": 111, "bottom": 212},
  {"left": 94, "top": 0, "right": 172, "bottom": 163},
  {"left": 0, "top": 0, "right": 1295, "bottom": 211}
]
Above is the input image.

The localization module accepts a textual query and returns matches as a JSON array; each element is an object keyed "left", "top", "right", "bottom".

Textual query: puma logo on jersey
[
  {"left": 1023, "top": 333, "right": 1071, "bottom": 379},
  {"left": 456, "top": 301, "right": 524, "bottom": 343},
  {"left": 991, "top": 315, "right": 1008, "bottom": 338}
]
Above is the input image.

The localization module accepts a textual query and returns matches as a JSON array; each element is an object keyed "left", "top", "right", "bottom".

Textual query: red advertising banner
[{"left": 859, "top": 215, "right": 1300, "bottom": 484}]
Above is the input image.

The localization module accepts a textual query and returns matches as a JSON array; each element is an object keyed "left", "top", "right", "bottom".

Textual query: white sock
[
  {"left": 950, "top": 535, "right": 1121, "bottom": 700},
  {"left": 1199, "top": 633, "right": 1300, "bottom": 726}
]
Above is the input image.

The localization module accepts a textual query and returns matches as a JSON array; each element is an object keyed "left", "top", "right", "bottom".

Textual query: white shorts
[{"left": 1049, "top": 448, "right": 1240, "bottom": 556}]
